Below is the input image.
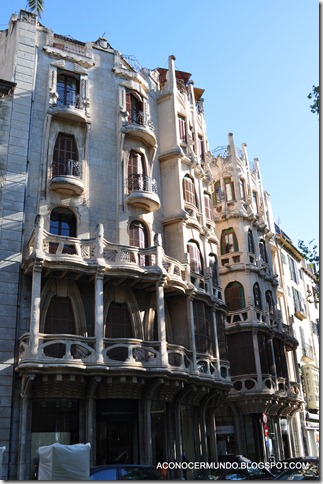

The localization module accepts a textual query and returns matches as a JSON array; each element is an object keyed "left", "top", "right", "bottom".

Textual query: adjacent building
[
  {"left": 0, "top": 10, "right": 318, "bottom": 480},
  {"left": 273, "top": 225, "right": 319, "bottom": 457}
]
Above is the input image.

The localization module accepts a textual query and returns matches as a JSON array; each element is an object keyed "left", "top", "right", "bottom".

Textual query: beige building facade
[{"left": 0, "top": 10, "right": 318, "bottom": 480}]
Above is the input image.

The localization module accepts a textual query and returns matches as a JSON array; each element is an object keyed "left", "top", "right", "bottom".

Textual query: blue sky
[{"left": 1, "top": 0, "right": 319, "bottom": 248}]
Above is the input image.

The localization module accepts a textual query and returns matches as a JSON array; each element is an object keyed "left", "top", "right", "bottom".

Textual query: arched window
[
  {"left": 225, "top": 282, "right": 245, "bottom": 311},
  {"left": 259, "top": 239, "right": 267, "bottom": 262},
  {"left": 129, "top": 220, "right": 149, "bottom": 265},
  {"left": 253, "top": 283, "right": 262, "bottom": 309},
  {"left": 209, "top": 253, "right": 219, "bottom": 286},
  {"left": 266, "top": 290, "right": 275, "bottom": 316},
  {"left": 127, "top": 150, "right": 145, "bottom": 192},
  {"left": 220, "top": 228, "right": 239, "bottom": 255},
  {"left": 44, "top": 296, "right": 76, "bottom": 335},
  {"left": 187, "top": 240, "right": 203, "bottom": 274},
  {"left": 248, "top": 229, "right": 255, "bottom": 253},
  {"left": 50, "top": 207, "right": 76, "bottom": 237},
  {"left": 183, "top": 175, "right": 197, "bottom": 207},
  {"left": 49, "top": 207, "right": 77, "bottom": 254},
  {"left": 204, "top": 192, "right": 212, "bottom": 220},
  {"left": 105, "top": 302, "right": 133, "bottom": 338},
  {"left": 53, "top": 133, "right": 80, "bottom": 177}
]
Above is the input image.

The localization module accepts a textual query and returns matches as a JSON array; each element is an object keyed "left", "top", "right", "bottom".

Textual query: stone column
[
  {"left": 187, "top": 296, "right": 197, "bottom": 372},
  {"left": 252, "top": 328, "right": 263, "bottom": 390},
  {"left": 156, "top": 278, "right": 168, "bottom": 366},
  {"left": 95, "top": 269, "right": 104, "bottom": 363},
  {"left": 29, "top": 262, "right": 42, "bottom": 357}
]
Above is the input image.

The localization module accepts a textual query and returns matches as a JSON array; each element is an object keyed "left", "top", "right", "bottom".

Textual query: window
[
  {"left": 204, "top": 192, "right": 212, "bottom": 219},
  {"left": 183, "top": 175, "right": 197, "bottom": 207},
  {"left": 239, "top": 178, "right": 246, "bottom": 201},
  {"left": 57, "top": 70, "right": 81, "bottom": 108},
  {"left": 225, "top": 282, "right": 245, "bottom": 311},
  {"left": 220, "top": 228, "right": 239, "bottom": 255},
  {"left": 127, "top": 150, "right": 145, "bottom": 192},
  {"left": 187, "top": 240, "right": 203, "bottom": 274},
  {"left": 129, "top": 220, "right": 149, "bottom": 265},
  {"left": 288, "top": 255, "right": 299, "bottom": 283},
  {"left": 259, "top": 239, "right": 267, "bottom": 262},
  {"left": 248, "top": 229, "right": 255, "bottom": 253},
  {"left": 105, "top": 302, "right": 133, "bottom": 338},
  {"left": 198, "top": 135, "right": 205, "bottom": 163},
  {"left": 178, "top": 116, "right": 187, "bottom": 144},
  {"left": 53, "top": 133, "right": 80, "bottom": 177},
  {"left": 126, "top": 90, "right": 144, "bottom": 125},
  {"left": 265, "top": 290, "right": 275, "bottom": 316},
  {"left": 213, "top": 181, "right": 222, "bottom": 205},
  {"left": 45, "top": 296, "right": 76, "bottom": 334},
  {"left": 224, "top": 177, "right": 235, "bottom": 202},
  {"left": 253, "top": 283, "right": 262, "bottom": 309},
  {"left": 292, "top": 287, "right": 305, "bottom": 316},
  {"left": 209, "top": 253, "right": 219, "bottom": 286},
  {"left": 252, "top": 191, "right": 258, "bottom": 212},
  {"left": 216, "top": 312, "right": 228, "bottom": 360},
  {"left": 49, "top": 207, "right": 77, "bottom": 254},
  {"left": 193, "top": 300, "right": 213, "bottom": 354},
  {"left": 50, "top": 207, "right": 76, "bottom": 237}
]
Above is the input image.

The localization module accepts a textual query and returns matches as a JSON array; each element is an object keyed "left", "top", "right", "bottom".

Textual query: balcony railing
[
  {"left": 127, "top": 174, "right": 158, "bottom": 194},
  {"left": 52, "top": 159, "right": 82, "bottom": 178},
  {"left": 127, "top": 111, "right": 154, "bottom": 131},
  {"left": 57, "top": 91, "right": 84, "bottom": 109},
  {"left": 18, "top": 333, "right": 226, "bottom": 382},
  {"left": 302, "top": 343, "right": 314, "bottom": 361}
]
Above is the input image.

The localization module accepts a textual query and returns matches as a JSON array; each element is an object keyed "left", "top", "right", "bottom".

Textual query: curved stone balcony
[
  {"left": 49, "top": 93, "right": 90, "bottom": 122},
  {"left": 231, "top": 374, "right": 302, "bottom": 402},
  {"left": 17, "top": 334, "right": 231, "bottom": 386},
  {"left": 123, "top": 112, "right": 157, "bottom": 147},
  {"left": 49, "top": 159, "right": 85, "bottom": 196},
  {"left": 126, "top": 174, "right": 161, "bottom": 212}
]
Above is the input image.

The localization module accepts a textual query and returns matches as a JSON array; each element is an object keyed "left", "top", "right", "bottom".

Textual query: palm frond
[{"left": 26, "top": 0, "right": 44, "bottom": 17}]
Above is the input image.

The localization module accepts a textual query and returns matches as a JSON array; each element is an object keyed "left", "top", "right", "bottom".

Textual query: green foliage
[
  {"left": 26, "top": 0, "right": 44, "bottom": 17},
  {"left": 298, "top": 239, "right": 319, "bottom": 300},
  {"left": 307, "top": 85, "right": 319, "bottom": 116}
]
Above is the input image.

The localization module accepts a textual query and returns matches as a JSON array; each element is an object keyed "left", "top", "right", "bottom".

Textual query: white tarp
[{"left": 38, "top": 443, "right": 91, "bottom": 480}]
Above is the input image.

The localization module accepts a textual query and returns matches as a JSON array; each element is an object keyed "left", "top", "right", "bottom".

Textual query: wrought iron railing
[
  {"left": 127, "top": 174, "right": 158, "bottom": 194},
  {"left": 52, "top": 159, "right": 82, "bottom": 178},
  {"left": 57, "top": 90, "right": 84, "bottom": 109}
]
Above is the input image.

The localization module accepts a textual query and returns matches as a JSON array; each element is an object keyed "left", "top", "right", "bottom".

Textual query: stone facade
[{"left": 0, "top": 10, "right": 318, "bottom": 480}]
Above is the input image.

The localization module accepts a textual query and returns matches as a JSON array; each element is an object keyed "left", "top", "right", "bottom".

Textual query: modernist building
[
  {"left": 273, "top": 225, "right": 319, "bottom": 457},
  {"left": 0, "top": 10, "right": 231, "bottom": 480},
  {"left": 209, "top": 136, "right": 304, "bottom": 462},
  {"left": 0, "top": 9, "right": 318, "bottom": 481}
]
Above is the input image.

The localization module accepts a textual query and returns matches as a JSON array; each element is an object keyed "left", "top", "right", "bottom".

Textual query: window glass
[
  {"left": 53, "top": 133, "right": 79, "bottom": 177},
  {"left": 221, "top": 229, "right": 239, "bottom": 254},
  {"left": 213, "top": 181, "right": 222, "bottom": 205},
  {"left": 106, "top": 302, "right": 133, "bottom": 338},
  {"left": 224, "top": 177, "right": 235, "bottom": 202},
  {"left": 187, "top": 241, "right": 203, "bottom": 274},
  {"left": 183, "top": 175, "right": 197, "bottom": 207},
  {"left": 225, "top": 282, "right": 245, "bottom": 311}
]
